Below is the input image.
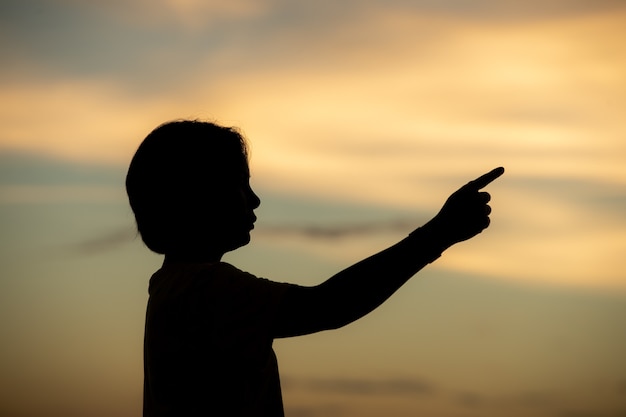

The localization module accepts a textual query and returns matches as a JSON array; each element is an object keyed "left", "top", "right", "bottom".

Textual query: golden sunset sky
[{"left": 1, "top": 1, "right": 625, "bottom": 416}]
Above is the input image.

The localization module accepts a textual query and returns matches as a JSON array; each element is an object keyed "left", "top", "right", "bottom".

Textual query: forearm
[
  {"left": 315, "top": 223, "right": 451, "bottom": 328},
  {"left": 274, "top": 223, "right": 452, "bottom": 337}
]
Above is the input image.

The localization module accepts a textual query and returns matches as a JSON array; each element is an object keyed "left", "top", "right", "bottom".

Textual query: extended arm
[{"left": 273, "top": 167, "right": 504, "bottom": 338}]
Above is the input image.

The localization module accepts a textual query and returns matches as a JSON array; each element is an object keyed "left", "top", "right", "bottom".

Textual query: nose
[{"left": 248, "top": 187, "right": 261, "bottom": 210}]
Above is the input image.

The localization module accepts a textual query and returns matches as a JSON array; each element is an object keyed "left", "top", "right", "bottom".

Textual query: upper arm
[{"left": 272, "top": 284, "right": 347, "bottom": 338}]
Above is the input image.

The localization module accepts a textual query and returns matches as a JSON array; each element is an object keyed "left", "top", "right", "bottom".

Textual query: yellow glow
[
  {"left": 1, "top": 6, "right": 626, "bottom": 417},
  {"left": 56, "top": 0, "right": 271, "bottom": 28},
  {"left": 0, "top": 10, "right": 624, "bottom": 294}
]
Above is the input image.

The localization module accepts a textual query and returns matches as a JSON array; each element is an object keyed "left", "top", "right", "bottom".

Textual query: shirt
[{"left": 143, "top": 262, "right": 294, "bottom": 417}]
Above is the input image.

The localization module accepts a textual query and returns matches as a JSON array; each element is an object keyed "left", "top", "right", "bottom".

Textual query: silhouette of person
[{"left": 125, "top": 120, "right": 504, "bottom": 417}]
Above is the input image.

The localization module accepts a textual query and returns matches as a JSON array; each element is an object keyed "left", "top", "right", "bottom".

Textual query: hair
[{"left": 126, "top": 120, "right": 249, "bottom": 254}]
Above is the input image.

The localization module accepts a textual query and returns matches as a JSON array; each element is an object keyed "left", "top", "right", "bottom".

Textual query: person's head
[{"left": 126, "top": 120, "right": 260, "bottom": 259}]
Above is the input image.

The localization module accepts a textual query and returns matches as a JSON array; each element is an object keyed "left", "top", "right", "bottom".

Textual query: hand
[{"left": 426, "top": 167, "right": 504, "bottom": 246}]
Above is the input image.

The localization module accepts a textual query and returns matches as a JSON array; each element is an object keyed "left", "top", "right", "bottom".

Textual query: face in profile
[
  {"left": 177, "top": 158, "right": 261, "bottom": 258},
  {"left": 212, "top": 166, "right": 261, "bottom": 252}
]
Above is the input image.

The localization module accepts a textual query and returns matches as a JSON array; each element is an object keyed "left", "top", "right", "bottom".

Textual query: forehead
[{"left": 189, "top": 150, "right": 249, "bottom": 182}]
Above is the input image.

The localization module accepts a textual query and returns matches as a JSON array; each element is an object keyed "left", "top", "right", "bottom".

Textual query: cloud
[
  {"left": 0, "top": 151, "right": 127, "bottom": 204},
  {"left": 23, "top": 0, "right": 626, "bottom": 31},
  {"left": 63, "top": 219, "right": 421, "bottom": 256},
  {"left": 283, "top": 404, "right": 343, "bottom": 417},
  {"left": 556, "top": 411, "right": 621, "bottom": 417},
  {"left": 0, "top": 150, "right": 124, "bottom": 186},
  {"left": 513, "top": 390, "right": 557, "bottom": 408},
  {"left": 282, "top": 376, "right": 626, "bottom": 415},
  {"left": 283, "top": 376, "right": 435, "bottom": 397},
  {"left": 66, "top": 227, "right": 136, "bottom": 255},
  {"left": 0, "top": 78, "right": 176, "bottom": 163},
  {"left": 3, "top": 0, "right": 625, "bottom": 93},
  {"left": 257, "top": 219, "right": 418, "bottom": 239},
  {"left": 505, "top": 176, "right": 626, "bottom": 219},
  {"left": 46, "top": 0, "right": 277, "bottom": 28},
  {"left": 1, "top": 2, "right": 624, "bottom": 296},
  {"left": 454, "top": 391, "right": 485, "bottom": 408}
]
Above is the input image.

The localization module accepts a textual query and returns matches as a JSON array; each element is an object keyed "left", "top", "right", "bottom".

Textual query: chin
[{"left": 224, "top": 232, "right": 251, "bottom": 253}]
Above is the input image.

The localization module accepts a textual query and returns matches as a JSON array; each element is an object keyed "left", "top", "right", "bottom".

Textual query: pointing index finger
[{"left": 466, "top": 167, "right": 505, "bottom": 190}]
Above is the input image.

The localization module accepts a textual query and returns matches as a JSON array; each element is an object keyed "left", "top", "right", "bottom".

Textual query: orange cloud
[{"left": 1, "top": 7, "right": 624, "bottom": 292}]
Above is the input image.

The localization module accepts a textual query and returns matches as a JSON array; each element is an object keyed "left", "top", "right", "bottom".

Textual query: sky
[{"left": 0, "top": 1, "right": 625, "bottom": 416}]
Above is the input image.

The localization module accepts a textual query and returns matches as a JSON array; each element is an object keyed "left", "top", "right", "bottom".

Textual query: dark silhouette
[{"left": 126, "top": 119, "right": 504, "bottom": 417}]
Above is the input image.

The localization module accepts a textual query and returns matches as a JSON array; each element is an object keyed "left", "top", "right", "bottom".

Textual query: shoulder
[
  {"left": 211, "top": 262, "right": 294, "bottom": 298},
  {"left": 150, "top": 261, "right": 293, "bottom": 299}
]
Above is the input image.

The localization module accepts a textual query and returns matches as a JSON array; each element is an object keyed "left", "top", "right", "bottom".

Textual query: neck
[{"left": 163, "top": 250, "right": 223, "bottom": 265}]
